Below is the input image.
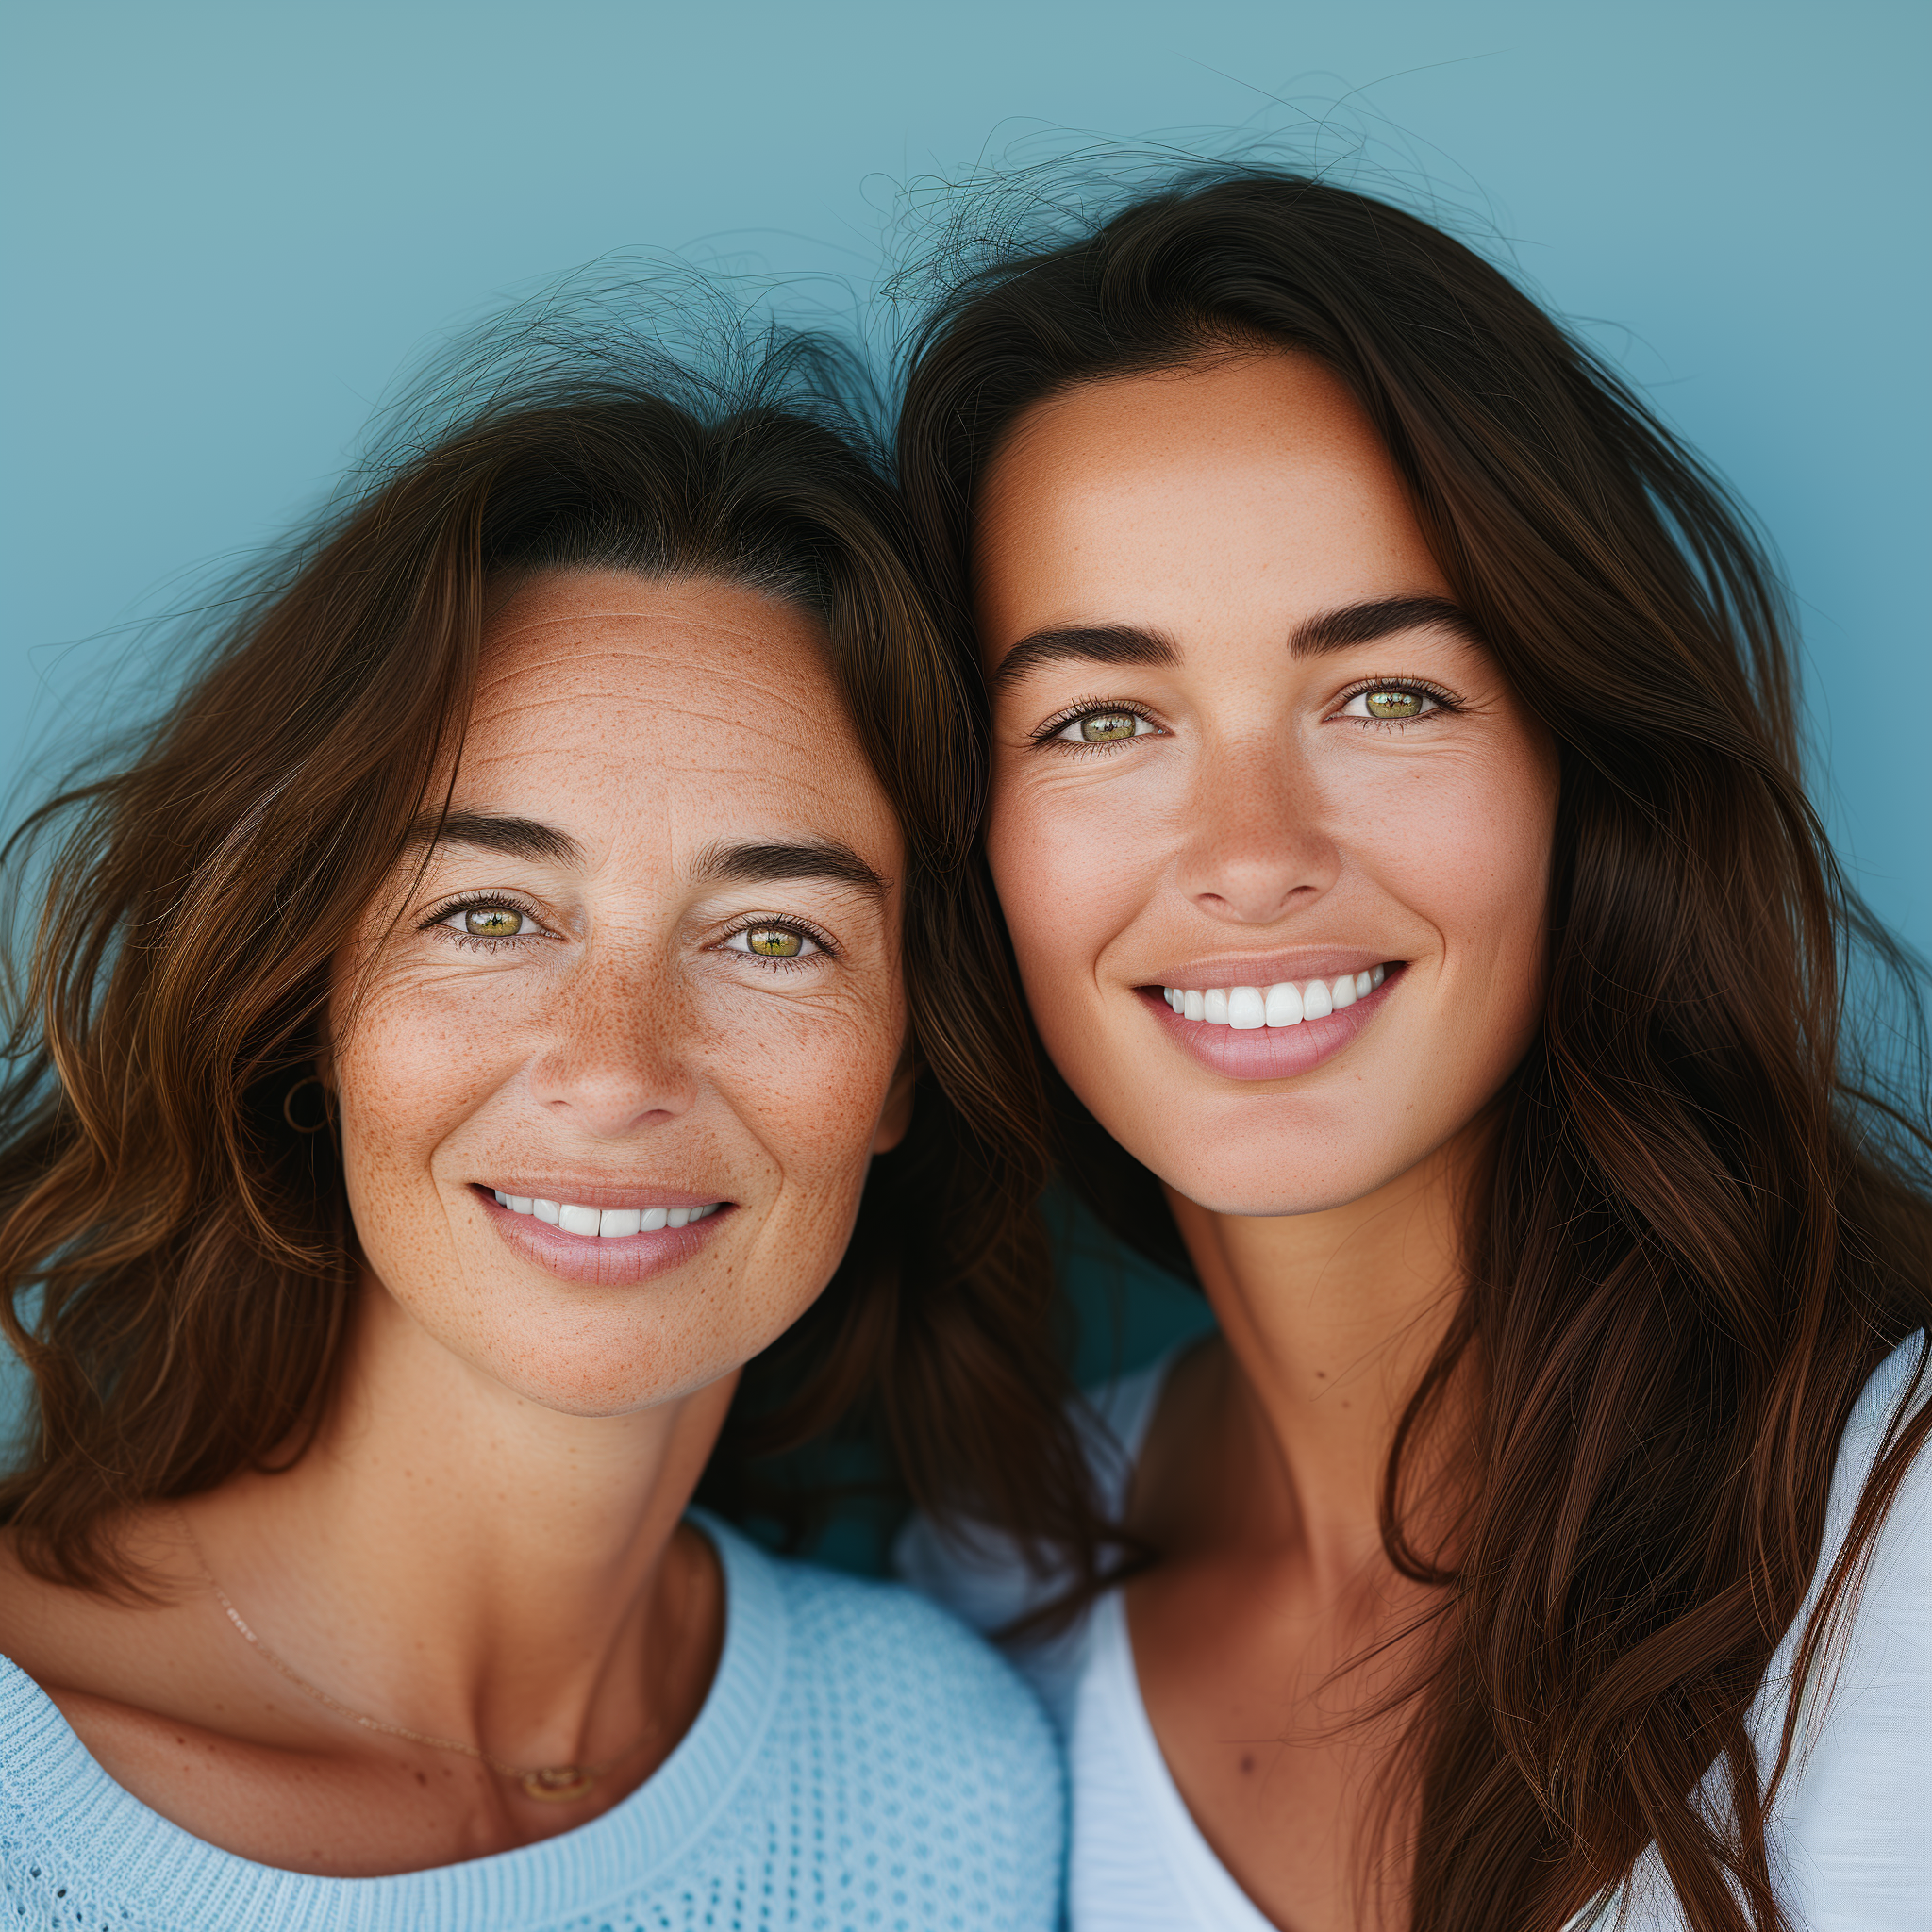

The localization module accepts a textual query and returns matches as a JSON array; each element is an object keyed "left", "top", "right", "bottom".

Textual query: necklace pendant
[{"left": 520, "top": 1764, "right": 596, "bottom": 1803}]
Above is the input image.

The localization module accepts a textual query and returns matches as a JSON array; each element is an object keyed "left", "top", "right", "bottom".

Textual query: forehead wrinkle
[{"left": 478, "top": 641, "right": 831, "bottom": 708}]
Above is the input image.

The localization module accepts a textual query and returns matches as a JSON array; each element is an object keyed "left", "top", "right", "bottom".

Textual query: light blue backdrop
[{"left": 6, "top": 0, "right": 1926, "bottom": 946}]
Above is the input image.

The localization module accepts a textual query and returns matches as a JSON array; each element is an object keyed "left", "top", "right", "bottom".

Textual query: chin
[{"left": 1129, "top": 1119, "right": 1432, "bottom": 1222}]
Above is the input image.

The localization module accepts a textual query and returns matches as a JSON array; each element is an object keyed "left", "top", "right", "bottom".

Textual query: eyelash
[
  {"left": 1029, "top": 676, "right": 1466, "bottom": 750},
  {"left": 718, "top": 916, "right": 840, "bottom": 971},
  {"left": 1333, "top": 675, "right": 1465, "bottom": 726},
  {"left": 422, "top": 892, "right": 551, "bottom": 951},
  {"left": 1028, "top": 696, "right": 1164, "bottom": 751}
]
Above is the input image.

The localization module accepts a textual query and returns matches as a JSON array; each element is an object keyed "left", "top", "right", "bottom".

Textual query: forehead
[
  {"left": 458, "top": 569, "right": 894, "bottom": 853},
  {"left": 975, "top": 353, "right": 1446, "bottom": 641}
]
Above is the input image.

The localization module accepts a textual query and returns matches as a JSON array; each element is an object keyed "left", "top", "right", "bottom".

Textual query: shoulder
[
  {"left": 721, "top": 1536, "right": 1065, "bottom": 1924},
  {"left": 891, "top": 1349, "right": 1190, "bottom": 1731},
  {"left": 1814, "top": 1330, "right": 1930, "bottom": 1617},
  {"left": 895, "top": 1346, "right": 1183, "bottom": 1625},
  {"left": 1746, "top": 1334, "right": 1931, "bottom": 1929},
  {"left": 764, "top": 1541, "right": 1060, "bottom": 1760}
]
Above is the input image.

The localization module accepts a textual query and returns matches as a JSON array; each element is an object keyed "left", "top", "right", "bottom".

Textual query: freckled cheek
[
  {"left": 330, "top": 985, "right": 525, "bottom": 1193},
  {"left": 703, "top": 999, "right": 901, "bottom": 1175}
]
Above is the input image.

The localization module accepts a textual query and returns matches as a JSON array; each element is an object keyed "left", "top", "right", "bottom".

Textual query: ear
[{"left": 870, "top": 1048, "right": 921, "bottom": 1155}]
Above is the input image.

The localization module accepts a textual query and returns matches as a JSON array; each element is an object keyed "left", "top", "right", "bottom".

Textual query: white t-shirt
[{"left": 897, "top": 1335, "right": 1931, "bottom": 1931}]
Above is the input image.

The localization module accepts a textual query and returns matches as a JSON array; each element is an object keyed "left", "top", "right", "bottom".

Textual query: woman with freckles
[
  {"left": 895, "top": 167, "right": 1931, "bottom": 1931},
  {"left": 0, "top": 330, "right": 1079, "bottom": 1928}
]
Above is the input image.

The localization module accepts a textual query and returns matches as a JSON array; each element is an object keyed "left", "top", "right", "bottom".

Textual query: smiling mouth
[
  {"left": 485, "top": 1191, "right": 725, "bottom": 1237},
  {"left": 1159, "top": 962, "right": 1391, "bottom": 1027}
]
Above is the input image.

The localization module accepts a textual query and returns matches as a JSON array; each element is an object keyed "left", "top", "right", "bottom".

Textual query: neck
[
  {"left": 1164, "top": 1130, "right": 1479, "bottom": 1591},
  {"left": 184, "top": 1279, "right": 733, "bottom": 1773}
]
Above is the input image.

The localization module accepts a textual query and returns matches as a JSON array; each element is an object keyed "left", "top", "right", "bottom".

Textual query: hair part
[{"left": 893, "top": 160, "right": 1932, "bottom": 1932}]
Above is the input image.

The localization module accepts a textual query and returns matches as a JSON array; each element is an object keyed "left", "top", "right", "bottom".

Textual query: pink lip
[
  {"left": 1141, "top": 965, "right": 1401, "bottom": 1081},
  {"left": 474, "top": 1187, "right": 733, "bottom": 1287}
]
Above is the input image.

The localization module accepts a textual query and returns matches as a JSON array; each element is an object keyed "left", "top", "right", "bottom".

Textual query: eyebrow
[
  {"left": 989, "top": 624, "right": 1180, "bottom": 694},
  {"left": 409, "top": 816, "right": 888, "bottom": 899},
  {"left": 689, "top": 839, "right": 889, "bottom": 900},
  {"left": 1288, "top": 595, "right": 1484, "bottom": 656},
  {"left": 989, "top": 595, "right": 1483, "bottom": 691},
  {"left": 407, "top": 809, "right": 585, "bottom": 867}
]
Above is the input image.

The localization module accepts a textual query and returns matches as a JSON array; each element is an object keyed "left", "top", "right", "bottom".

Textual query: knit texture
[{"left": 0, "top": 1515, "right": 1065, "bottom": 1932}]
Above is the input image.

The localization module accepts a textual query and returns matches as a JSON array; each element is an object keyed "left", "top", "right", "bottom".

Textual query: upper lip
[
  {"left": 1147, "top": 952, "right": 1396, "bottom": 992},
  {"left": 475, "top": 1181, "right": 725, "bottom": 1209}
]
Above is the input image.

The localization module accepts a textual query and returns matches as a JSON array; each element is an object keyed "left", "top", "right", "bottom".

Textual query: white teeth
[
  {"left": 1164, "top": 966, "right": 1392, "bottom": 1025},
  {"left": 491, "top": 1194, "right": 720, "bottom": 1236},
  {"left": 1265, "top": 982, "right": 1304, "bottom": 1027},
  {"left": 1226, "top": 987, "right": 1265, "bottom": 1030}
]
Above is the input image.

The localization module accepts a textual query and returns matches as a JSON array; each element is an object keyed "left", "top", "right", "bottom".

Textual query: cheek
[
  {"left": 329, "top": 996, "right": 512, "bottom": 1283},
  {"left": 332, "top": 969, "right": 516, "bottom": 1167},
  {"left": 704, "top": 990, "right": 901, "bottom": 1188},
  {"left": 1357, "top": 741, "right": 1555, "bottom": 1017},
  {"left": 986, "top": 765, "right": 1147, "bottom": 998}
]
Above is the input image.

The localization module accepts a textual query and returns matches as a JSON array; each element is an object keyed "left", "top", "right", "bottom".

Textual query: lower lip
[
  {"left": 1142, "top": 967, "right": 1402, "bottom": 1081},
  {"left": 474, "top": 1188, "right": 734, "bottom": 1287}
]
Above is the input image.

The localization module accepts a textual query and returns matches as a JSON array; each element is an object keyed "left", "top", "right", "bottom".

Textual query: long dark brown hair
[
  {"left": 892, "top": 161, "right": 1932, "bottom": 1931},
  {"left": 0, "top": 283, "right": 1104, "bottom": 1599}
]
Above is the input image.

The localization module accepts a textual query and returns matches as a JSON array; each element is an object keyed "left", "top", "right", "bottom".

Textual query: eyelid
[
  {"left": 419, "top": 889, "right": 554, "bottom": 935},
  {"left": 1028, "top": 697, "right": 1166, "bottom": 748},
  {"left": 1330, "top": 675, "right": 1464, "bottom": 716},
  {"left": 717, "top": 915, "right": 840, "bottom": 960}
]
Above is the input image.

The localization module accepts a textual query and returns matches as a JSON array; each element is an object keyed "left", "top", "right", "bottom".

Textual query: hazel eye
[
  {"left": 447, "top": 905, "right": 526, "bottom": 938},
  {"left": 1341, "top": 686, "right": 1441, "bottom": 722},
  {"left": 1057, "top": 709, "right": 1154, "bottom": 743},
  {"left": 727, "top": 924, "right": 820, "bottom": 959}
]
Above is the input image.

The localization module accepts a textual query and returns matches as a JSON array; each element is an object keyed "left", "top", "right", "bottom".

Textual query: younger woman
[
  {"left": 896, "top": 166, "right": 1930, "bottom": 1932},
  {"left": 0, "top": 323, "right": 1073, "bottom": 1927}
]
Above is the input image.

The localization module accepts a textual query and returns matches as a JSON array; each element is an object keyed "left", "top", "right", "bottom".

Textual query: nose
[
  {"left": 525, "top": 946, "right": 697, "bottom": 1137},
  {"left": 1173, "top": 731, "right": 1341, "bottom": 925}
]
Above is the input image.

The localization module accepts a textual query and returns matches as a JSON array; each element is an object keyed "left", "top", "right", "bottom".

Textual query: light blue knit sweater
[{"left": 0, "top": 1515, "right": 1065, "bottom": 1931}]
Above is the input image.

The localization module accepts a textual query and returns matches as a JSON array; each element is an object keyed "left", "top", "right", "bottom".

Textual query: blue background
[
  {"left": 1, "top": 3, "right": 1926, "bottom": 1443},
  {"left": 5, "top": 0, "right": 1926, "bottom": 952}
]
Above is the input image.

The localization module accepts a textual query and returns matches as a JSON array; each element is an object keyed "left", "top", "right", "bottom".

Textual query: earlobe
[{"left": 870, "top": 1057, "right": 921, "bottom": 1155}]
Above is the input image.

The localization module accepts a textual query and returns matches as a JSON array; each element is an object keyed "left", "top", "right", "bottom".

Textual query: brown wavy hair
[
  {"left": 891, "top": 162, "right": 1932, "bottom": 1931},
  {"left": 0, "top": 289, "right": 1103, "bottom": 1598}
]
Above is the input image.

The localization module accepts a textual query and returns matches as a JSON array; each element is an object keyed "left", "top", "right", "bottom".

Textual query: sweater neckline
[{"left": 0, "top": 1510, "right": 786, "bottom": 1932}]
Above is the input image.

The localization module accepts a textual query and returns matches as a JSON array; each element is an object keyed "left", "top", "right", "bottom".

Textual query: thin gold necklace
[{"left": 177, "top": 1509, "right": 659, "bottom": 1804}]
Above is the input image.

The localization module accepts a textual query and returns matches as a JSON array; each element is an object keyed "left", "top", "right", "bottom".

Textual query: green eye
[
  {"left": 1363, "top": 690, "right": 1427, "bottom": 720},
  {"left": 1079, "top": 711, "right": 1141, "bottom": 741},
  {"left": 744, "top": 926, "right": 804, "bottom": 958},
  {"left": 464, "top": 907, "right": 525, "bottom": 937}
]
